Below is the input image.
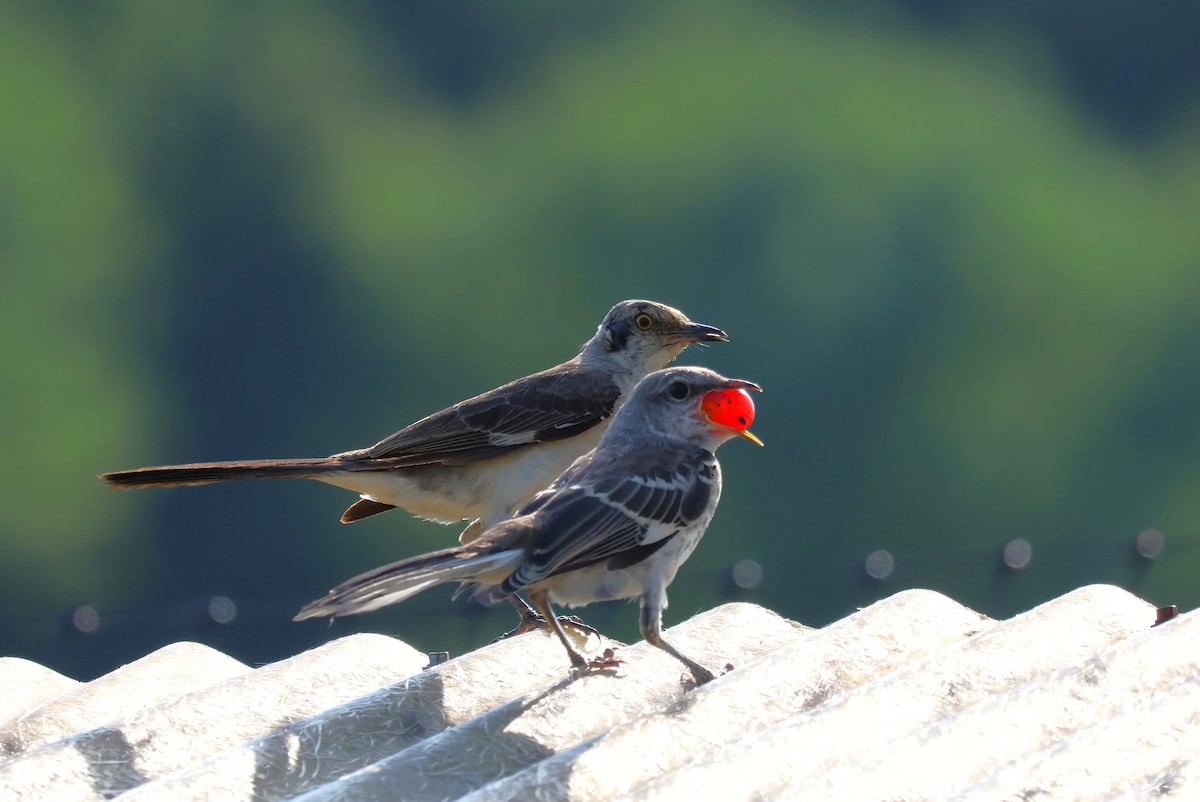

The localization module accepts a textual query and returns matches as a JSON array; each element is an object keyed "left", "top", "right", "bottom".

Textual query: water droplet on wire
[
  {"left": 207, "top": 596, "right": 237, "bottom": 625},
  {"left": 731, "top": 559, "right": 763, "bottom": 589},
  {"left": 1002, "top": 539, "right": 1033, "bottom": 570},
  {"left": 1135, "top": 529, "right": 1164, "bottom": 560},
  {"left": 864, "top": 549, "right": 895, "bottom": 581},
  {"left": 71, "top": 605, "right": 101, "bottom": 634}
]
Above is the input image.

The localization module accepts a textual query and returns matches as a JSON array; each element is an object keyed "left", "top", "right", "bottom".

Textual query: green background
[{"left": 3, "top": 1, "right": 1198, "bottom": 679}]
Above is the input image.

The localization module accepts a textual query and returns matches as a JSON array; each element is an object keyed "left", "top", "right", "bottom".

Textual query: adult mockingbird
[
  {"left": 102, "top": 300, "right": 726, "bottom": 630},
  {"left": 101, "top": 300, "right": 726, "bottom": 533},
  {"left": 295, "top": 366, "right": 762, "bottom": 685}
]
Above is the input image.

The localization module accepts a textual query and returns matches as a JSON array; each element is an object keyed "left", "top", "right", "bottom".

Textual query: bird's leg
[
  {"left": 530, "top": 589, "right": 621, "bottom": 679},
  {"left": 492, "top": 594, "right": 547, "bottom": 641},
  {"left": 640, "top": 597, "right": 715, "bottom": 685},
  {"left": 529, "top": 589, "right": 585, "bottom": 671},
  {"left": 493, "top": 594, "right": 603, "bottom": 643},
  {"left": 466, "top": 523, "right": 602, "bottom": 644}
]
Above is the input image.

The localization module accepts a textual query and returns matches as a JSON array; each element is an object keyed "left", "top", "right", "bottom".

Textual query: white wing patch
[
  {"left": 587, "top": 471, "right": 694, "bottom": 544},
  {"left": 488, "top": 432, "right": 539, "bottom": 447}
]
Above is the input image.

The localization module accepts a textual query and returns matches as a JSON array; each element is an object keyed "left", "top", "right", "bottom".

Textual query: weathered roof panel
[
  {"left": 291, "top": 603, "right": 805, "bottom": 802},
  {"left": 619, "top": 584, "right": 1159, "bottom": 801},
  {"left": 0, "top": 586, "right": 1190, "bottom": 802},
  {"left": 0, "top": 657, "right": 80, "bottom": 725}
]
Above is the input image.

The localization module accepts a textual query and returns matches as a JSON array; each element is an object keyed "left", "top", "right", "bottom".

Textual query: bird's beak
[
  {"left": 701, "top": 382, "right": 765, "bottom": 446},
  {"left": 674, "top": 322, "right": 729, "bottom": 343},
  {"left": 738, "top": 429, "right": 765, "bottom": 447},
  {"left": 727, "top": 381, "right": 764, "bottom": 445}
]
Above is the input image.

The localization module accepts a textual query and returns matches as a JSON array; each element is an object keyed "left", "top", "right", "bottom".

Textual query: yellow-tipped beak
[
  {"left": 740, "top": 429, "right": 765, "bottom": 447},
  {"left": 730, "top": 382, "right": 762, "bottom": 445}
]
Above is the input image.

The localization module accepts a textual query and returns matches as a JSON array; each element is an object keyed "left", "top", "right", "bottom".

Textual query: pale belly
[
  {"left": 315, "top": 426, "right": 608, "bottom": 526},
  {"left": 541, "top": 510, "right": 717, "bottom": 609}
]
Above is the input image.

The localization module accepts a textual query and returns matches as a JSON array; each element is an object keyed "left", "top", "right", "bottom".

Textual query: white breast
[
  {"left": 315, "top": 424, "right": 609, "bottom": 527},
  {"left": 543, "top": 464, "right": 724, "bottom": 609}
]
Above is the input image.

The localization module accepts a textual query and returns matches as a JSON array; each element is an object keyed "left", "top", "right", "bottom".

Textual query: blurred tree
[{"left": 1, "top": 0, "right": 1197, "bottom": 678}]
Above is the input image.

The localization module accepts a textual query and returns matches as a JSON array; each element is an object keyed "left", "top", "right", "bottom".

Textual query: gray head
[
  {"left": 607, "top": 366, "right": 762, "bottom": 452},
  {"left": 580, "top": 300, "right": 728, "bottom": 378}
]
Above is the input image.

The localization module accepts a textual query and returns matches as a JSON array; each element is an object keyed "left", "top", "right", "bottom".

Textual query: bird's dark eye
[
  {"left": 634, "top": 313, "right": 654, "bottom": 331},
  {"left": 667, "top": 381, "right": 690, "bottom": 401}
]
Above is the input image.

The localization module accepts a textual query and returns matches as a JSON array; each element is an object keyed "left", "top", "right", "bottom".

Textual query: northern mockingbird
[
  {"left": 102, "top": 300, "right": 726, "bottom": 631},
  {"left": 101, "top": 300, "right": 726, "bottom": 533},
  {"left": 295, "top": 366, "right": 762, "bottom": 685}
]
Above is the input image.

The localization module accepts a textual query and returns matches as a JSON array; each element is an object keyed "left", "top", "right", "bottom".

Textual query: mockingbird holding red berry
[
  {"left": 102, "top": 300, "right": 728, "bottom": 630},
  {"left": 295, "top": 366, "right": 763, "bottom": 685}
]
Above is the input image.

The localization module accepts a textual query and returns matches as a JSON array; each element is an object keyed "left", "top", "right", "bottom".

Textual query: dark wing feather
[
  {"left": 348, "top": 363, "right": 619, "bottom": 467},
  {"left": 604, "top": 537, "right": 675, "bottom": 571},
  {"left": 499, "top": 444, "right": 717, "bottom": 593}
]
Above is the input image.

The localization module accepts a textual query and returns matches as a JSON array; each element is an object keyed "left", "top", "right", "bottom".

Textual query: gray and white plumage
[
  {"left": 295, "top": 366, "right": 763, "bottom": 684},
  {"left": 100, "top": 300, "right": 727, "bottom": 531}
]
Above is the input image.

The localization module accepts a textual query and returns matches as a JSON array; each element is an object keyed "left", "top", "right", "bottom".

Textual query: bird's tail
[
  {"left": 100, "top": 458, "right": 341, "bottom": 489},
  {"left": 293, "top": 545, "right": 525, "bottom": 621}
]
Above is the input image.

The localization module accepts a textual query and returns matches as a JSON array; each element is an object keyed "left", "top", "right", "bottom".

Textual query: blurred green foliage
[{"left": 2, "top": 1, "right": 1197, "bottom": 679}]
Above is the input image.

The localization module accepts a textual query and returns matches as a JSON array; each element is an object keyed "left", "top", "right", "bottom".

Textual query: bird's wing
[
  {"left": 499, "top": 444, "right": 718, "bottom": 593},
  {"left": 348, "top": 364, "right": 620, "bottom": 467}
]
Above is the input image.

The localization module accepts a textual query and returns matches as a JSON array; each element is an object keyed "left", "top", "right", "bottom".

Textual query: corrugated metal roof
[{"left": 0, "top": 585, "right": 1192, "bottom": 801}]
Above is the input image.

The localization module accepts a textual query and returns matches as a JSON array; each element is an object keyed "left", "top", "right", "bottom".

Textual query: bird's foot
[
  {"left": 558, "top": 614, "right": 603, "bottom": 640},
  {"left": 682, "top": 662, "right": 734, "bottom": 687},
  {"left": 590, "top": 647, "right": 624, "bottom": 671},
  {"left": 492, "top": 600, "right": 548, "bottom": 642},
  {"left": 493, "top": 614, "right": 541, "bottom": 642},
  {"left": 569, "top": 647, "right": 624, "bottom": 680},
  {"left": 493, "top": 612, "right": 602, "bottom": 643}
]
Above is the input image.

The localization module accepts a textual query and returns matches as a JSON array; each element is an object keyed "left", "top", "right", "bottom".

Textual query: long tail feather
[
  {"left": 294, "top": 546, "right": 525, "bottom": 621},
  {"left": 100, "top": 458, "right": 339, "bottom": 488}
]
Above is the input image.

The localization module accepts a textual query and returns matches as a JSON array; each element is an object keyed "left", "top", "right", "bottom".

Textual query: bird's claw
[
  {"left": 590, "top": 647, "right": 624, "bottom": 670},
  {"left": 494, "top": 613, "right": 602, "bottom": 643},
  {"left": 682, "top": 662, "right": 734, "bottom": 687},
  {"left": 493, "top": 612, "right": 547, "bottom": 642},
  {"left": 569, "top": 647, "right": 624, "bottom": 679},
  {"left": 558, "top": 614, "right": 602, "bottom": 640}
]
